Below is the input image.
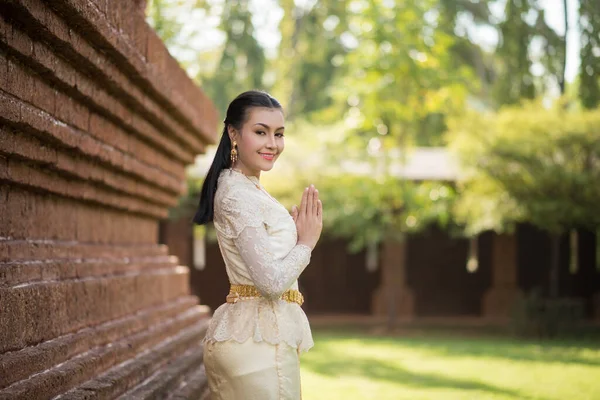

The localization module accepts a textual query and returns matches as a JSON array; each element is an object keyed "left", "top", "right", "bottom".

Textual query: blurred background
[{"left": 147, "top": 1, "right": 600, "bottom": 398}]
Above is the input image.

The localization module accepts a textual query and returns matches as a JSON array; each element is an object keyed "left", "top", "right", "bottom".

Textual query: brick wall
[{"left": 0, "top": 0, "right": 218, "bottom": 398}]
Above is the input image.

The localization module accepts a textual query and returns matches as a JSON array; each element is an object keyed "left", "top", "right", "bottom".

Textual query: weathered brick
[
  {"left": 55, "top": 150, "right": 79, "bottom": 174},
  {"left": 0, "top": 1, "right": 219, "bottom": 397},
  {"left": 4, "top": 130, "right": 34, "bottom": 160},
  {"left": 0, "top": 293, "right": 197, "bottom": 389},
  {"left": 8, "top": 159, "right": 31, "bottom": 190},
  {"left": 74, "top": 70, "right": 94, "bottom": 100},
  {"left": 105, "top": 0, "right": 121, "bottom": 31},
  {"left": 0, "top": 186, "right": 12, "bottom": 237},
  {"left": 8, "top": 159, "right": 32, "bottom": 186},
  {"left": 71, "top": 29, "right": 101, "bottom": 72},
  {"left": 110, "top": 87, "right": 130, "bottom": 122},
  {"left": 88, "top": 112, "right": 111, "bottom": 143},
  {"left": 7, "top": 58, "right": 34, "bottom": 103},
  {"left": 70, "top": 96, "right": 89, "bottom": 131},
  {"left": 117, "top": 1, "right": 135, "bottom": 40},
  {"left": 146, "top": 29, "right": 165, "bottom": 73},
  {"left": 31, "top": 72, "right": 55, "bottom": 114},
  {"left": 133, "top": 12, "right": 148, "bottom": 60},
  {"left": 46, "top": 8, "right": 70, "bottom": 45},
  {"left": 77, "top": 133, "right": 101, "bottom": 158},
  {"left": 20, "top": 100, "right": 52, "bottom": 136},
  {"left": 0, "top": 50, "right": 8, "bottom": 90},
  {"left": 0, "top": 155, "right": 8, "bottom": 182},
  {"left": 64, "top": 178, "right": 82, "bottom": 201},
  {"left": 4, "top": 181, "right": 34, "bottom": 239},
  {"left": 18, "top": 0, "right": 48, "bottom": 26},
  {"left": 52, "top": 54, "right": 76, "bottom": 88},
  {"left": 26, "top": 167, "right": 56, "bottom": 197},
  {"left": 42, "top": 100, "right": 80, "bottom": 148},
  {"left": 10, "top": 25, "right": 34, "bottom": 58},
  {"left": 32, "top": 41, "right": 55, "bottom": 76},
  {"left": 53, "top": 90, "right": 71, "bottom": 124},
  {"left": 0, "top": 306, "right": 203, "bottom": 399},
  {"left": 0, "top": 125, "right": 16, "bottom": 154},
  {"left": 90, "top": 0, "right": 109, "bottom": 16},
  {"left": 1, "top": 266, "right": 189, "bottom": 348}
]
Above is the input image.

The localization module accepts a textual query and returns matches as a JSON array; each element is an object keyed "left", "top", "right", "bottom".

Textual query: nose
[{"left": 266, "top": 134, "right": 276, "bottom": 149}]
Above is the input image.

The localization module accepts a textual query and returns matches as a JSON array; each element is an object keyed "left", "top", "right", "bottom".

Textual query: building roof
[
  {"left": 188, "top": 147, "right": 461, "bottom": 182},
  {"left": 340, "top": 147, "right": 461, "bottom": 181}
]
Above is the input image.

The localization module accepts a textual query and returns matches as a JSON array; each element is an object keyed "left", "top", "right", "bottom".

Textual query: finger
[
  {"left": 300, "top": 187, "right": 308, "bottom": 216},
  {"left": 308, "top": 185, "right": 316, "bottom": 216},
  {"left": 291, "top": 205, "right": 297, "bottom": 222},
  {"left": 317, "top": 199, "right": 322, "bottom": 220},
  {"left": 312, "top": 188, "right": 319, "bottom": 215}
]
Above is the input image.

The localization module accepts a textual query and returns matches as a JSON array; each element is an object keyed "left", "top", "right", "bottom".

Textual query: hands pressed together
[{"left": 291, "top": 184, "right": 323, "bottom": 251}]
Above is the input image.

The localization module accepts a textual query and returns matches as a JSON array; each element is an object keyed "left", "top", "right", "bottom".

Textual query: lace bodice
[{"left": 202, "top": 168, "right": 314, "bottom": 353}]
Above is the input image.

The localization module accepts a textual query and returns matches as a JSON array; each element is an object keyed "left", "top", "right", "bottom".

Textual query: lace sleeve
[{"left": 217, "top": 192, "right": 312, "bottom": 299}]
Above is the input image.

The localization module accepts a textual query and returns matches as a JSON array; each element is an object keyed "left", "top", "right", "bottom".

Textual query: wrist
[{"left": 297, "top": 241, "right": 313, "bottom": 251}]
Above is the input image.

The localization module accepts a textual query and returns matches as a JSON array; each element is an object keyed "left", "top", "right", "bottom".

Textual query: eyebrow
[{"left": 254, "top": 123, "right": 285, "bottom": 131}]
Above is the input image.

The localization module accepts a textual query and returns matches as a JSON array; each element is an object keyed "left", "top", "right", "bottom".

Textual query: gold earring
[{"left": 230, "top": 141, "right": 238, "bottom": 165}]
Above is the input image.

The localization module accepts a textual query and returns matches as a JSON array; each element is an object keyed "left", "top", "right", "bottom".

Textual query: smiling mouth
[{"left": 259, "top": 153, "right": 275, "bottom": 160}]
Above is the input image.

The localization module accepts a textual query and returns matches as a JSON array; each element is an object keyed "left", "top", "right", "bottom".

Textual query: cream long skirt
[{"left": 203, "top": 338, "right": 302, "bottom": 400}]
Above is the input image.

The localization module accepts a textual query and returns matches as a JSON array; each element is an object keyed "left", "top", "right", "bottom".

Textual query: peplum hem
[{"left": 202, "top": 298, "right": 314, "bottom": 354}]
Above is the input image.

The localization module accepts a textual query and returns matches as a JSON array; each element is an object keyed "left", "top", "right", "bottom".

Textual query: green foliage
[
  {"left": 246, "top": 119, "right": 456, "bottom": 253},
  {"left": 579, "top": 0, "right": 600, "bottom": 109},
  {"left": 494, "top": 0, "right": 546, "bottom": 105},
  {"left": 449, "top": 99, "right": 600, "bottom": 235},
  {"left": 145, "top": 0, "right": 215, "bottom": 66},
  {"left": 146, "top": 0, "right": 267, "bottom": 118},
  {"left": 146, "top": 0, "right": 186, "bottom": 47},
  {"left": 200, "top": 0, "right": 267, "bottom": 115},
  {"left": 148, "top": 0, "right": 599, "bottom": 250},
  {"left": 310, "top": 174, "right": 456, "bottom": 253},
  {"left": 272, "top": 0, "right": 351, "bottom": 120},
  {"left": 334, "top": 0, "right": 471, "bottom": 148}
]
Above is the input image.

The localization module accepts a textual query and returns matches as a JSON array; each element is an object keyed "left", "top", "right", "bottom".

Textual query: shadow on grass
[
  {"left": 311, "top": 326, "right": 600, "bottom": 368},
  {"left": 302, "top": 345, "right": 542, "bottom": 400}
]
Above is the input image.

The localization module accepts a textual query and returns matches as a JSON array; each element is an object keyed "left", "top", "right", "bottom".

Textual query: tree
[
  {"left": 579, "top": 0, "right": 600, "bottom": 109},
  {"left": 492, "top": 0, "right": 567, "bottom": 106},
  {"left": 147, "top": 0, "right": 267, "bottom": 117},
  {"left": 200, "top": 0, "right": 266, "bottom": 114},
  {"left": 270, "top": 0, "right": 351, "bottom": 120},
  {"left": 335, "top": 0, "right": 470, "bottom": 150},
  {"left": 449, "top": 100, "right": 600, "bottom": 296}
]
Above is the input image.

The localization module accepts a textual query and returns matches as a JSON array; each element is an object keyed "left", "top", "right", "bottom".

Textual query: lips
[{"left": 259, "top": 152, "right": 275, "bottom": 160}]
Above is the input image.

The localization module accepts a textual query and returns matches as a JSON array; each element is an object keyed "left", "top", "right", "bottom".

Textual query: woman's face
[{"left": 228, "top": 107, "right": 285, "bottom": 178}]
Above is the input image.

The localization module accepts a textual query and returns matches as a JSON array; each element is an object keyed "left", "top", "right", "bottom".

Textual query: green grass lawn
[{"left": 300, "top": 326, "right": 600, "bottom": 400}]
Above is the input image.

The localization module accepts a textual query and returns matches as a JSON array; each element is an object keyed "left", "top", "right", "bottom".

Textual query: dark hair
[{"left": 192, "top": 90, "right": 283, "bottom": 225}]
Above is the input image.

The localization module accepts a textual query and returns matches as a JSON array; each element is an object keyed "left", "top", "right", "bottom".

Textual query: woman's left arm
[
  {"left": 218, "top": 192, "right": 312, "bottom": 299},
  {"left": 232, "top": 223, "right": 312, "bottom": 299}
]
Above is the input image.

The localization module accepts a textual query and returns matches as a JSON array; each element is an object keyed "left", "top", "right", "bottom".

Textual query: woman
[{"left": 193, "top": 90, "right": 323, "bottom": 399}]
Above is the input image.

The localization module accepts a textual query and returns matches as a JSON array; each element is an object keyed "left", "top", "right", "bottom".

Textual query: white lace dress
[{"left": 202, "top": 168, "right": 314, "bottom": 354}]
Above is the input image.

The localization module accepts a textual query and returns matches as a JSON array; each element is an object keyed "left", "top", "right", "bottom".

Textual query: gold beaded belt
[{"left": 226, "top": 284, "right": 304, "bottom": 306}]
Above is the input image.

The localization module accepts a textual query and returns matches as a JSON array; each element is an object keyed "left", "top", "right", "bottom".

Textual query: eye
[
  {"left": 276, "top": 132, "right": 285, "bottom": 138},
  {"left": 256, "top": 130, "right": 266, "bottom": 135}
]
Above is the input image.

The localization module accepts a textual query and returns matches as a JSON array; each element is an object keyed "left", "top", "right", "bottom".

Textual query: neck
[{"left": 231, "top": 162, "right": 260, "bottom": 180}]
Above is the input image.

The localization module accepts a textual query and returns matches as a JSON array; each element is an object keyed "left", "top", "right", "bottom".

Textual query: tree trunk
[{"left": 560, "top": 0, "right": 568, "bottom": 94}]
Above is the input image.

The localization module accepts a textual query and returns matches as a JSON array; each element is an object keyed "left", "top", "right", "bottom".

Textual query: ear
[{"left": 227, "top": 124, "right": 238, "bottom": 143}]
